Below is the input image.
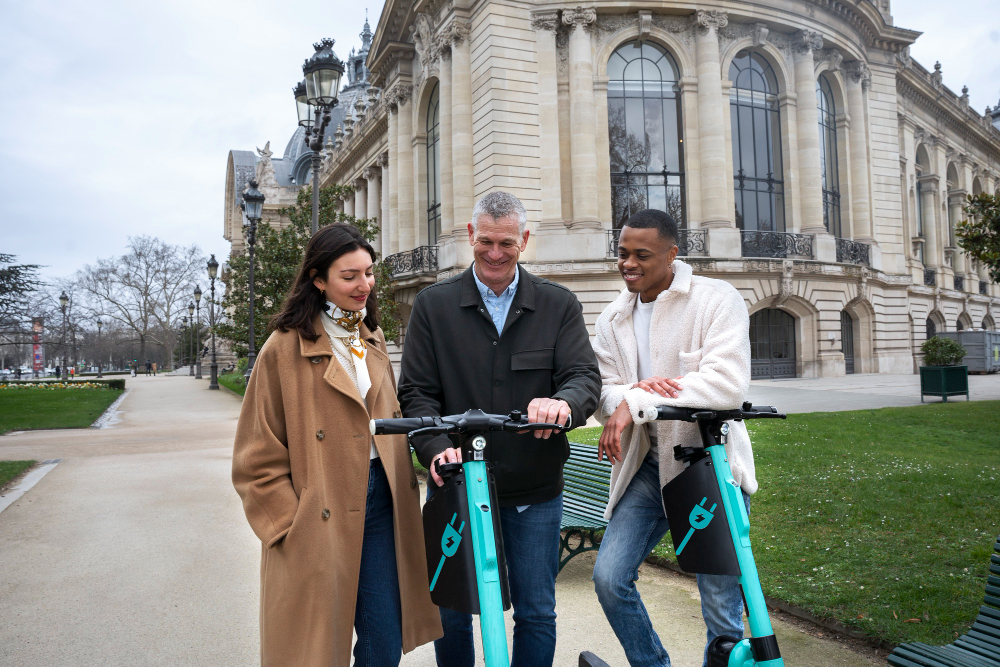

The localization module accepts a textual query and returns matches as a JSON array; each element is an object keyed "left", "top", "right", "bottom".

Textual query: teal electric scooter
[
  {"left": 371, "top": 409, "right": 566, "bottom": 667},
  {"left": 649, "top": 401, "right": 787, "bottom": 667}
]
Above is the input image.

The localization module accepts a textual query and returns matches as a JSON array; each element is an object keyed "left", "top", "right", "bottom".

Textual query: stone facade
[{"left": 226, "top": 1, "right": 1000, "bottom": 378}]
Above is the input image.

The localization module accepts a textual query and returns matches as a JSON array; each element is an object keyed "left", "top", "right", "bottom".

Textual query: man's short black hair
[{"left": 622, "top": 209, "right": 678, "bottom": 246}]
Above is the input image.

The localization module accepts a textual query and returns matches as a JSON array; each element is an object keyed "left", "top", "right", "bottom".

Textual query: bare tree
[{"left": 78, "top": 236, "right": 205, "bottom": 368}]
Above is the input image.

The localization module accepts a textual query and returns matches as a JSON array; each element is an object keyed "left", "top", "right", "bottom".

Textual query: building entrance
[{"left": 750, "top": 309, "right": 796, "bottom": 379}]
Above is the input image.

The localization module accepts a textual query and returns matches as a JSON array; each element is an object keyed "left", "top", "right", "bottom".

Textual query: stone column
[
  {"left": 344, "top": 193, "right": 355, "bottom": 217},
  {"left": 694, "top": 10, "right": 739, "bottom": 258},
  {"left": 532, "top": 10, "right": 563, "bottom": 227},
  {"left": 793, "top": 31, "right": 826, "bottom": 235},
  {"left": 949, "top": 194, "right": 967, "bottom": 283},
  {"left": 354, "top": 178, "right": 368, "bottom": 220},
  {"left": 844, "top": 61, "right": 873, "bottom": 243},
  {"left": 919, "top": 175, "right": 939, "bottom": 271},
  {"left": 379, "top": 153, "right": 390, "bottom": 258},
  {"left": 449, "top": 20, "right": 474, "bottom": 236},
  {"left": 563, "top": 7, "right": 600, "bottom": 225},
  {"left": 438, "top": 45, "right": 455, "bottom": 240},
  {"left": 395, "top": 87, "right": 415, "bottom": 251},
  {"left": 387, "top": 105, "right": 399, "bottom": 254}
]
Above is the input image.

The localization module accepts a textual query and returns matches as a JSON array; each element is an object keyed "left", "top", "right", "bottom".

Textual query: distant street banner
[{"left": 32, "top": 317, "right": 44, "bottom": 374}]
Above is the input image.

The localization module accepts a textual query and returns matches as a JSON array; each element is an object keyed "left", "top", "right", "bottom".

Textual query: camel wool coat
[{"left": 232, "top": 316, "right": 442, "bottom": 666}]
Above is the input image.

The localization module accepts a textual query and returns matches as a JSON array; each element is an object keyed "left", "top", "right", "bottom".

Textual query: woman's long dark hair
[{"left": 270, "top": 224, "right": 380, "bottom": 341}]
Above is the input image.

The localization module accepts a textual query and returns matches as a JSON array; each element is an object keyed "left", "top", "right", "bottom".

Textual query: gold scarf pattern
[{"left": 323, "top": 302, "right": 367, "bottom": 359}]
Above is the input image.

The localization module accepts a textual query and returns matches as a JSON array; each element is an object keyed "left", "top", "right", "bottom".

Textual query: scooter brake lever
[{"left": 407, "top": 425, "right": 456, "bottom": 439}]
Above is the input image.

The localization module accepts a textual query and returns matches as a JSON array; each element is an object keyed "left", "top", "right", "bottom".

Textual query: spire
[{"left": 360, "top": 9, "right": 373, "bottom": 51}]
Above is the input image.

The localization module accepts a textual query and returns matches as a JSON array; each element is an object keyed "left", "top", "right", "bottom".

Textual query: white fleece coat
[{"left": 594, "top": 260, "right": 756, "bottom": 520}]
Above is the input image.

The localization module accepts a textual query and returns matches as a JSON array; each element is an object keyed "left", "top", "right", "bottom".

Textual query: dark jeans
[
  {"left": 432, "top": 490, "right": 563, "bottom": 667},
  {"left": 353, "top": 458, "right": 403, "bottom": 667}
]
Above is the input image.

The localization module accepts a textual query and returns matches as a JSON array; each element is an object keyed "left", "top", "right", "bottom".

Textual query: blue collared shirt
[{"left": 473, "top": 265, "right": 519, "bottom": 335}]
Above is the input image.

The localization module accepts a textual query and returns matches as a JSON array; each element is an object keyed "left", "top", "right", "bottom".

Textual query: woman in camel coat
[{"left": 233, "top": 224, "right": 441, "bottom": 666}]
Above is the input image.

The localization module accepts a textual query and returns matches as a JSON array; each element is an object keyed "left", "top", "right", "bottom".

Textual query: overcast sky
[{"left": 1, "top": 0, "right": 997, "bottom": 289}]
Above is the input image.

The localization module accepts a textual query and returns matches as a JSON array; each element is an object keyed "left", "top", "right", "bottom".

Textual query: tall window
[
  {"left": 607, "top": 41, "right": 685, "bottom": 229},
  {"left": 426, "top": 83, "right": 441, "bottom": 245},
  {"left": 817, "top": 75, "right": 841, "bottom": 237},
  {"left": 915, "top": 181, "right": 925, "bottom": 263},
  {"left": 730, "top": 51, "right": 785, "bottom": 232}
]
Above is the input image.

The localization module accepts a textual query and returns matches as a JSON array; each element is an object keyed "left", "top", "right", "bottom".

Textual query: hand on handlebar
[
  {"left": 430, "top": 447, "right": 463, "bottom": 486},
  {"left": 526, "top": 397, "right": 571, "bottom": 439}
]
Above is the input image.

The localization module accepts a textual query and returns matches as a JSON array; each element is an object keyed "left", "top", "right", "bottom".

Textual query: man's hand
[
  {"left": 633, "top": 376, "right": 683, "bottom": 398},
  {"left": 430, "top": 447, "right": 463, "bottom": 486},
  {"left": 598, "top": 400, "right": 631, "bottom": 464},
  {"left": 527, "top": 397, "right": 571, "bottom": 439}
]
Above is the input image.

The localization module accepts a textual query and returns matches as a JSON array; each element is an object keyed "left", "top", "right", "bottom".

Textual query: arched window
[
  {"left": 817, "top": 75, "right": 841, "bottom": 237},
  {"left": 730, "top": 51, "right": 785, "bottom": 232},
  {"left": 607, "top": 41, "right": 685, "bottom": 229},
  {"left": 426, "top": 83, "right": 441, "bottom": 245},
  {"left": 926, "top": 317, "right": 936, "bottom": 340}
]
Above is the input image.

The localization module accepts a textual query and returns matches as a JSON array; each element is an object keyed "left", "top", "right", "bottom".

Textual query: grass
[
  {"left": 570, "top": 400, "right": 1000, "bottom": 647},
  {"left": 217, "top": 372, "right": 247, "bottom": 397},
  {"left": 0, "top": 387, "right": 123, "bottom": 435},
  {"left": 0, "top": 460, "right": 35, "bottom": 488}
]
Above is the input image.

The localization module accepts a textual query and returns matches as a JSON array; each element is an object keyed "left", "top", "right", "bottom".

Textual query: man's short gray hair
[{"left": 471, "top": 191, "right": 528, "bottom": 234}]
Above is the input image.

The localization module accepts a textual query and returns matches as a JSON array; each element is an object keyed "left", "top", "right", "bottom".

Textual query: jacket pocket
[
  {"left": 678, "top": 349, "right": 703, "bottom": 376},
  {"left": 511, "top": 348, "right": 555, "bottom": 370},
  {"left": 279, "top": 486, "right": 310, "bottom": 547}
]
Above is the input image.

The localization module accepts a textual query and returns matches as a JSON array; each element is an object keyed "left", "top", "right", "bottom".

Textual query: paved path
[
  {"left": 0, "top": 375, "right": 880, "bottom": 665},
  {"left": 748, "top": 372, "right": 1000, "bottom": 414}
]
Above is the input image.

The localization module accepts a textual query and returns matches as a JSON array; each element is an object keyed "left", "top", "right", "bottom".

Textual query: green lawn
[
  {"left": 0, "top": 460, "right": 35, "bottom": 488},
  {"left": 571, "top": 400, "right": 1000, "bottom": 647},
  {"left": 0, "top": 387, "right": 123, "bottom": 435},
  {"left": 217, "top": 372, "right": 247, "bottom": 397}
]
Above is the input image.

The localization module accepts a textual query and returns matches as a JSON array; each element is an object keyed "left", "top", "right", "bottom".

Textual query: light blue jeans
[{"left": 593, "top": 456, "right": 749, "bottom": 667}]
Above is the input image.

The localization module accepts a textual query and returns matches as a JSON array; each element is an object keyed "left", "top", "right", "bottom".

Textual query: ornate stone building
[{"left": 225, "top": 2, "right": 1000, "bottom": 379}]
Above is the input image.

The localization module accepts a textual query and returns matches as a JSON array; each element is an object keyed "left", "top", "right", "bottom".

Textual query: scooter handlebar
[
  {"left": 371, "top": 416, "right": 440, "bottom": 436},
  {"left": 651, "top": 403, "right": 786, "bottom": 421},
  {"left": 370, "top": 409, "right": 568, "bottom": 438}
]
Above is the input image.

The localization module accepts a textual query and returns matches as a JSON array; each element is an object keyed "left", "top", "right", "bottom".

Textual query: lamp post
[
  {"left": 242, "top": 179, "right": 265, "bottom": 384},
  {"left": 181, "top": 316, "right": 188, "bottom": 370},
  {"left": 96, "top": 319, "right": 103, "bottom": 378},
  {"left": 295, "top": 39, "right": 344, "bottom": 235},
  {"left": 194, "top": 286, "right": 202, "bottom": 380},
  {"left": 207, "top": 255, "right": 219, "bottom": 390},
  {"left": 187, "top": 302, "right": 195, "bottom": 376},
  {"left": 59, "top": 291, "right": 69, "bottom": 378}
]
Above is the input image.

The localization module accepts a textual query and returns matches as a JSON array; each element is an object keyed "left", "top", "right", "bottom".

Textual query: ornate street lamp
[
  {"left": 297, "top": 38, "right": 344, "bottom": 235},
  {"left": 194, "top": 286, "right": 203, "bottom": 380},
  {"left": 59, "top": 291, "right": 69, "bottom": 376},
  {"left": 187, "top": 302, "right": 195, "bottom": 376},
  {"left": 242, "top": 179, "right": 265, "bottom": 384},
  {"left": 207, "top": 255, "right": 220, "bottom": 390},
  {"left": 96, "top": 319, "right": 103, "bottom": 378}
]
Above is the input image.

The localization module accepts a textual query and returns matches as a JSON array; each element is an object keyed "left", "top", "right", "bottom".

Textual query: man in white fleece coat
[{"left": 591, "top": 209, "right": 755, "bottom": 667}]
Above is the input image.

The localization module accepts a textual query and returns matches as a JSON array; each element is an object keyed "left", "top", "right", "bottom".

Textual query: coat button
[
  {"left": 393, "top": 409, "right": 402, "bottom": 418},
  {"left": 322, "top": 509, "right": 330, "bottom": 519},
  {"left": 493, "top": 341, "right": 498, "bottom": 346},
  {"left": 410, "top": 477, "right": 417, "bottom": 489},
  {"left": 316, "top": 430, "right": 325, "bottom": 440},
  {"left": 311, "top": 357, "right": 322, "bottom": 364}
]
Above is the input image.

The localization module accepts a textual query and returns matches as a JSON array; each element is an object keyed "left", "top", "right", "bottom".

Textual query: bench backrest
[{"left": 563, "top": 442, "right": 612, "bottom": 527}]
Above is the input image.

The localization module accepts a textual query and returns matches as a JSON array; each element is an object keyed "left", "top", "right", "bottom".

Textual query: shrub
[
  {"left": 236, "top": 357, "right": 248, "bottom": 375},
  {"left": 107, "top": 379, "right": 126, "bottom": 391},
  {"left": 921, "top": 336, "right": 967, "bottom": 366}
]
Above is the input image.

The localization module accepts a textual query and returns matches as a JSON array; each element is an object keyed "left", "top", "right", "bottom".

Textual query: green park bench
[
  {"left": 559, "top": 442, "right": 612, "bottom": 573},
  {"left": 887, "top": 534, "right": 1000, "bottom": 667}
]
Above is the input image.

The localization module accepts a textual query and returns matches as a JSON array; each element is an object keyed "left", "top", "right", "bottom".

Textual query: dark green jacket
[{"left": 398, "top": 265, "right": 601, "bottom": 506}]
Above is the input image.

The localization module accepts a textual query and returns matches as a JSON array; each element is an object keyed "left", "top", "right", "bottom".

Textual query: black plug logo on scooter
[
  {"left": 430, "top": 513, "right": 466, "bottom": 591},
  {"left": 676, "top": 497, "right": 717, "bottom": 555}
]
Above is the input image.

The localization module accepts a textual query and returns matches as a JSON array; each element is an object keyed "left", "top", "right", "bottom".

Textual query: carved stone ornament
[
  {"left": 362, "top": 166, "right": 377, "bottom": 181},
  {"left": 753, "top": 22, "right": 769, "bottom": 47},
  {"left": 638, "top": 10, "right": 652, "bottom": 39},
  {"left": 777, "top": 259, "right": 795, "bottom": 304},
  {"left": 896, "top": 46, "right": 912, "bottom": 69},
  {"left": 530, "top": 9, "right": 560, "bottom": 32},
  {"left": 443, "top": 18, "right": 471, "bottom": 46},
  {"left": 826, "top": 50, "right": 843, "bottom": 72},
  {"left": 792, "top": 29, "right": 823, "bottom": 53},
  {"left": 695, "top": 10, "right": 728, "bottom": 34},
  {"left": 931, "top": 61, "right": 943, "bottom": 89},
  {"left": 562, "top": 6, "right": 597, "bottom": 28},
  {"left": 377, "top": 151, "right": 389, "bottom": 168},
  {"left": 384, "top": 82, "right": 413, "bottom": 110},
  {"left": 844, "top": 60, "right": 872, "bottom": 89},
  {"left": 354, "top": 177, "right": 367, "bottom": 191},
  {"left": 411, "top": 13, "right": 435, "bottom": 67}
]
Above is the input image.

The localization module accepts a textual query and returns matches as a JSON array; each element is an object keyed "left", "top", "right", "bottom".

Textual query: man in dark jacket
[{"left": 398, "top": 191, "right": 601, "bottom": 667}]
